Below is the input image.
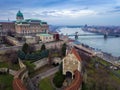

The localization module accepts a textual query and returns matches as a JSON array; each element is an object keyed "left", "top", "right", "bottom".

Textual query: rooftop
[
  {"left": 25, "top": 19, "right": 41, "bottom": 23},
  {"left": 41, "top": 22, "right": 47, "bottom": 24},
  {"left": 15, "top": 18, "right": 47, "bottom": 25},
  {"left": 24, "top": 36, "right": 35, "bottom": 38},
  {"left": 36, "top": 34, "right": 53, "bottom": 36},
  {"left": 71, "top": 48, "right": 82, "bottom": 62},
  {"left": 65, "top": 70, "right": 82, "bottom": 90},
  {"left": 16, "top": 20, "right": 28, "bottom": 24}
]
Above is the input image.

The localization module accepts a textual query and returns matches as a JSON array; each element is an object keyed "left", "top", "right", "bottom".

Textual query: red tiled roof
[
  {"left": 71, "top": 48, "right": 82, "bottom": 62},
  {"left": 68, "top": 39, "right": 75, "bottom": 42},
  {"left": 13, "top": 78, "right": 27, "bottom": 90},
  {"left": 65, "top": 70, "right": 82, "bottom": 90}
]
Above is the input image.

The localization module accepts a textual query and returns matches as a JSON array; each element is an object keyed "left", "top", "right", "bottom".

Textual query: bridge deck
[{"left": 68, "top": 33, "right": 120, "bottom": 37}]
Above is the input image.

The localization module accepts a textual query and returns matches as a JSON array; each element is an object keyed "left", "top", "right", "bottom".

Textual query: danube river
[{"left": 58, "top": 27, "right": 120, "bottom": 57}]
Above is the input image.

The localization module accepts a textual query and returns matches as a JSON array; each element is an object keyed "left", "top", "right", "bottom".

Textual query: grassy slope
[
  {"left": 0, "top": 74, "right": 13, "bottom": 90},
  {"left": 39, "top": 77, "right": 55, "bottom": 90},
  {"left": 83, "top": 57, "right": 120, "bottom": 90},
  {"left": 0, "top": 62, "right": 19, "bottom": 70}
]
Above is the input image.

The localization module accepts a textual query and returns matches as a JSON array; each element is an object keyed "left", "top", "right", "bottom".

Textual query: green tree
[
  {"left": 53, "top": 71, "right": 65, "bottom": 88},
  {"left": 17, "top": 50, "right": 26, "bottom": 60},
  {"left": 24, "top": 61, "right": 35, "bottom": 74},
  {"left": 25, "top": 53, "right": 31, "bottom": 60},
  {"left": 59, "top": 62, "right": 63, "bottom": 72},
  {"left": 22, "top": 43, "right": 30, "bottom": 54},
  {"left": 61, "top": 43, "right": 67, "bottom": 57},
  {"left": 82, "top": 82, "right": 88, "bottom": 90},
  {"left": 41, "top": 44, "right": 46, "bottom": 51}
]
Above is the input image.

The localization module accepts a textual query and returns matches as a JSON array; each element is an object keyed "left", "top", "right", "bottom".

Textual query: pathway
[
  {"left": 31, "top": 66, "right": 59, "bottom": 87},
  {"left": 9, "top": 69, "right": 17, "bottom": 75}
]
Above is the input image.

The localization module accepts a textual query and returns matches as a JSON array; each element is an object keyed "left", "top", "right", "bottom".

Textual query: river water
[{"left": 58, "top": 27, "right": 120, "bottom": 57}]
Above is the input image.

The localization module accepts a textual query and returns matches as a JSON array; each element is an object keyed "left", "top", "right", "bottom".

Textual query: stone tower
[{"left": 63, "top": 48, "right": 82, "bottom": 78}]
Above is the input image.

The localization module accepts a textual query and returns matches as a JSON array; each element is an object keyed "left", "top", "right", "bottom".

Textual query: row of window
[
  {"left": 20, "top": 25, "right": 47, "bottom": 28},
  {"left": 21, "top": 30, "right": 45, "bottom": 33},
  {"left": 44, "top": 37, "right": 52, "bottom": 39}
]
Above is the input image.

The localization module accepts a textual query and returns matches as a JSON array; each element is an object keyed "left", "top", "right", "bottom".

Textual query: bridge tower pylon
[
  {"left": 75, "top": 32, "right": 78, "bottom": 40},
  {"left": 104, "top": 32, "right": 108, "bottom": 39}
]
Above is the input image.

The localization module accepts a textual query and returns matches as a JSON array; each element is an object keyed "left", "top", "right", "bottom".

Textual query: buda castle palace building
[{"left": 0, "top": 10, "right": 49, "bottom": 37}]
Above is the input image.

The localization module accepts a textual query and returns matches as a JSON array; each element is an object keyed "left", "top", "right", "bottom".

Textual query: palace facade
[{"left": 0, "top": 10, "right": 49, "bottom": 37}]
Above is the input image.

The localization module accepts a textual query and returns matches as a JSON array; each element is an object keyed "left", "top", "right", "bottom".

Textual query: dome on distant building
[
  {"left": 16, "top": 10, "right": 23, "bottom": 17},
  {"left": 16, "top": 10, "right": 24, "bottom": 20}
]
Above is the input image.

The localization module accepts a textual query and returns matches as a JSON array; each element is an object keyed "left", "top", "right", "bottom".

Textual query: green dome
[{"left": 16, "top": 10, "right": 23, "bottom": 17}]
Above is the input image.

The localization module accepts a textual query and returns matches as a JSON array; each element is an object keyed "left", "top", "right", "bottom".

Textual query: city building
[
  {"left": 24, "top": 36, "right": 36, "bottom": 44},
  {"left": 15, "top": 19, "right": 49, "bottom": 36},
  {"left": 36, "top": 34, "right": 54, "bottom": 43},
  {"left": 0, "top": 10, "right": 49, "bottom": 37},
  {"left": 0, "top": 22, "right": 15, "bottom": 34},
  {"left": 15, "top": 10, "right": 48, "bottom": 36},
  {"left": 0, "top": 24, "right": 6, "bottom": 43}
]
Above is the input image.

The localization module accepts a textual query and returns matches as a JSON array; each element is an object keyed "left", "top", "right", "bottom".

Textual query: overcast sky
[{"left": 0, "top": 0, "right": 120, "bottom": 25}]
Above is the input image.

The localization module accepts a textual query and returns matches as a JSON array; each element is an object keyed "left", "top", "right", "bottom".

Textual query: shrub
[
  {"left": 17, "top": 50, "right": 26, "bottom": 60},
  {"left": 22, "top": 50, "right": 49, "bottom": 60},
  {"left": 41, "top": 44, "right": 46, "bottom": 51},
  {"left": 24, "top": 61, "right": 35, "bottom": 73},
  {"left": 61, "top": 43, "right": 66, "bottom": 57},
  {"left": 18, "top": 44, "right": 49, "bottom": 60},
  {"left": 22, "top": 43, "right": 30, "bottom": 54},
  {"left": 53, "top": 71, "right": 65, "bottom": 88}
]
